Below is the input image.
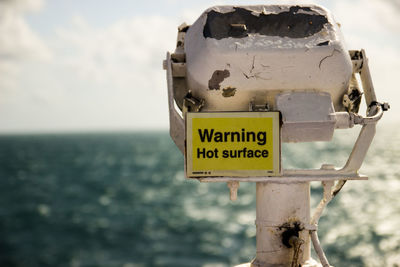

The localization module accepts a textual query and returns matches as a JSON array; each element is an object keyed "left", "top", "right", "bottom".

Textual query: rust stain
[
  {"left": 208, "top": 69, "right": 230, "bottom": 90},
  {"left": 222, "top": 87, "right": 236, "bottom": 97},
  {"left": 280, "top": 222, "right": 302, "bottom": 248}
]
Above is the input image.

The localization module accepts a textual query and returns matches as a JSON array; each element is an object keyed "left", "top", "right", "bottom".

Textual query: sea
[{"left": 0, "top": 124, "right": 399, "bottom": 267}]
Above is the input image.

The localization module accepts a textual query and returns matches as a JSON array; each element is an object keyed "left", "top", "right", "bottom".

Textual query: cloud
[
  {"left": 326, "top": 0, "right": 400, "bottom": 122},
  {"left": 0, "top": 0, "right": 398, "bottom": 132},
  {"left": 31, "top": 15, "right": 180, "bottom": 131},
  {"left": 0, "top": 6, "right": 180, "bottom": 132},
  {"left": 0, "top": 0, "right": 44, "bottom": 12},
  {"left": 0, "top": 0, "right": 50, "bottom": 92},
  {"left": 56, "top": 15, "right": 176, "bottom": 88},
  {"left": 331, "top": 0, "right": 400, "bottom": 35}
]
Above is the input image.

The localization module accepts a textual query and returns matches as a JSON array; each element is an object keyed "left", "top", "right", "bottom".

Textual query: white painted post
[{"left": 251, "top": 183, "right": 311, "bottom": 267}]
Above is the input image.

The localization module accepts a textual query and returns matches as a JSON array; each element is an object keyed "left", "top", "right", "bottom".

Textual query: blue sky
[{"left": 0, "top": 0, "right": 399, "bottom": 133}]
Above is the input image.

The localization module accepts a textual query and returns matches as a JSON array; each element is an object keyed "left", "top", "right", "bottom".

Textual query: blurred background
[{"left": 0, "top": 0, "right": 399, "bottom": 266}]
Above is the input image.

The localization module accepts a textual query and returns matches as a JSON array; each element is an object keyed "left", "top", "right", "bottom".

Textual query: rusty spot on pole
[{"left": 280, "top": 221, "right": 303, "bottom": 248}]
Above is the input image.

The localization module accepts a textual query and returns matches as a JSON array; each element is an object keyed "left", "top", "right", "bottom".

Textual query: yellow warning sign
[{"left": 186, "top": 112, "right": 281, "bottom": 177}]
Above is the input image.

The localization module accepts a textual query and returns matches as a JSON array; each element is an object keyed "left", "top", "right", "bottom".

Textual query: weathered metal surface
[
  {"left": 171, "top": 24, "right": 189, "bottom": 111},
  {"left": 182, "top": 92, "right": 204, "bottom": 112},
  {"left": 208, "top": 69, "right": 230, "bottom": 90},
  {"left": 171, "top": 62, "right": 186, "bottom": 77},
  {"left": 252, "top": 183, "right": 311, "bottom": 266},
  {"left": 165, "top": 52, "right": 185, "bottom": 154},
  {"left": 184, "top": 5, "right": 353, "bottom": 113},
  {"left": 342, "top": 74, "right": 362, "bottom": 113},
  {"left": 276, "top": 92, "right": 336, "bottom": 142},
  {"left": 222, "top": 86, "right": 236, "bottom": 97},
  {"left": 203, "top": 6, "right": 328, "bottom": 40},
  {"left": 182, "top": 49, "right": 385, "bottom": 181}
]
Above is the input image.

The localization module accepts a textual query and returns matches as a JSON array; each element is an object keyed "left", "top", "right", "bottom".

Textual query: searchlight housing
[{"left": 163, "top": 4, "right": 388, "bottom": 267}]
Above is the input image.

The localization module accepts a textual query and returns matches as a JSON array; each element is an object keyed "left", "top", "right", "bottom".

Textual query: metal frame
[
  {"left": 165, "top": 49, "right": 384, "bottom": 184},
  {"left": 164, "top": 22, "right": 388, "bottom": 265},
  {"left": 164, "top": 10, "right": 389, "bottom": 264},
  {"left": 165, "top": 52, "right": 185, "bottom": 154}
]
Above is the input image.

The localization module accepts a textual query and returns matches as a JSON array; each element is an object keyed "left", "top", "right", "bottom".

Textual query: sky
[{"left": 0, "top": 0, "right": 399, "bottom": 133}]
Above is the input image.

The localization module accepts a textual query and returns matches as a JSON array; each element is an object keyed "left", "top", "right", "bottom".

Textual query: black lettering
[
  {"left": 262, "top": 150, "right": 269, "bottom": 157},
  {"left": 223, "top": 150, "right": 229, "bottom": 158},
  {"left": 214, "top": 148, "right": 219, "bottom": 158},
  {"left": 198, "top": 129, "right": 214, "bottom": 142},
  {"left": 231, "top": 132, "right": 240, "bottom": 142},
  {"left": 224, "top": 131, "right": 231, "bottom": 141},
  {"left": 197, "top": 148, "right": 206, "bottom": 158},
  {"left": 214, "top": 131, "right": 223, "bottom": 142},
  {"left": 257, "top": 132, "right": 267, "bottom": 145},
  {"left": 246, "top": 131, "right": 256, "bottom": 143}
]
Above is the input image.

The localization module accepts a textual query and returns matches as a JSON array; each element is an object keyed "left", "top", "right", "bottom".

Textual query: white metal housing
[
  {"left": 163, "top": 4, "right": 387, "bottom": 267},
  {"left": 185, "top": 5, "right": 352, "bottom": 113}
]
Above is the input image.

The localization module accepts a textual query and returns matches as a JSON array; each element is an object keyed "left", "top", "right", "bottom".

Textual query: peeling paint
[
  {"left": 203, "top": 6, "right": 328, "bottom": 40},
  {"left": 208, "top": 69, "right": 230, "bottom": 90},
  {"left": 317, "top": 40, "right": 330, "bottom": 46},
  {"left": 222, "top": 87, "right": 237, "bottom": 97}
]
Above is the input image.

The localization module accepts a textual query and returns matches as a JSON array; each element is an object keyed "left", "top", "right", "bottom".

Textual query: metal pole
[{"left": 251, "top": 182, "right": 311, "bottom": 267}]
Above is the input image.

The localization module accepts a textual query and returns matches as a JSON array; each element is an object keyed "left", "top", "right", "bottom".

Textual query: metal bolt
[{"left": 382, "top": 102, "right": 390, "bottom": 111}]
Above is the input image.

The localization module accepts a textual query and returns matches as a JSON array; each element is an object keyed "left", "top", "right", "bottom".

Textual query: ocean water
[{"left": 0, "top": 125, "right": 399, "bottom": 267}]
